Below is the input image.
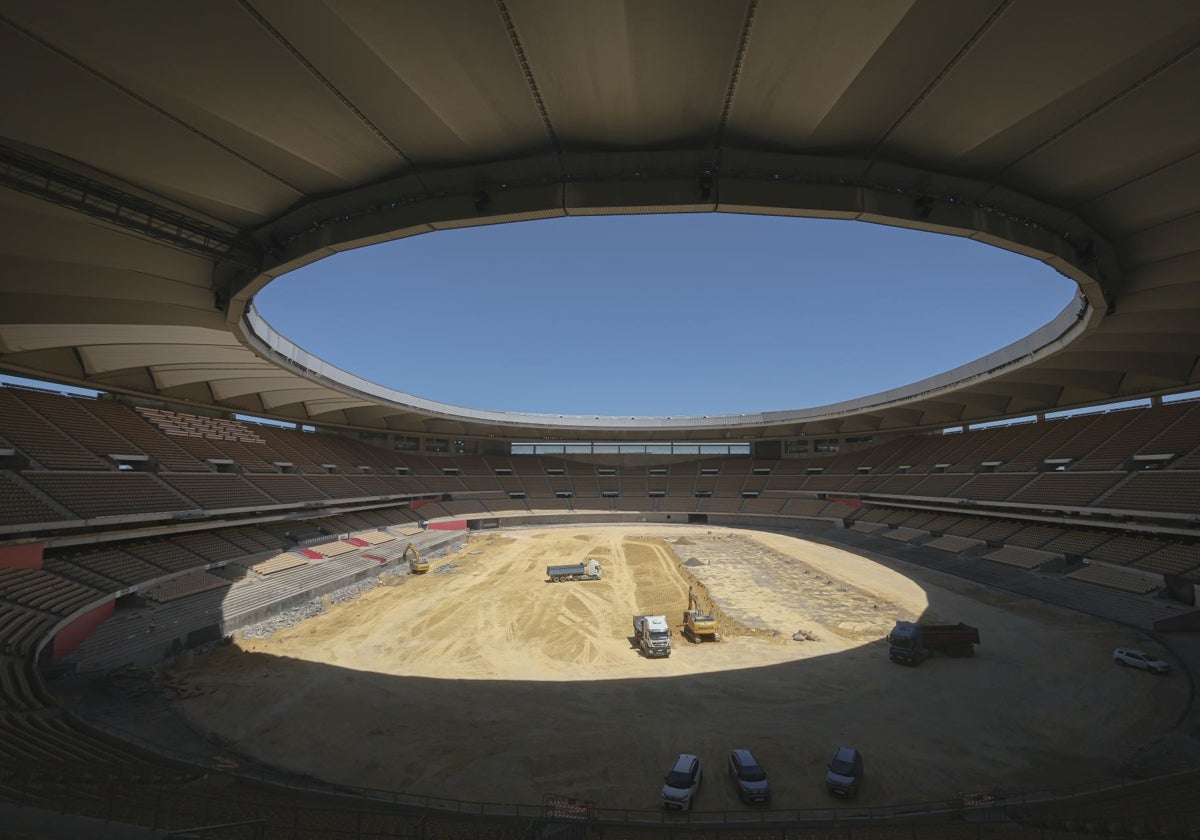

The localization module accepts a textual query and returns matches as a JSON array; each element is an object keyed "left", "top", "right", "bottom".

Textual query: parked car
[
  {"left": 1113, "top": 647, "right": 1171, "bottom": 674},
  {"left": 660, "top": 753, "right": 702, "bottom": 810},
  {"left": 825, "top": 746, "right": 863, "bottom": 798},
  {"left": 728, "top": 748, "right": 771, "bottom": 804}
]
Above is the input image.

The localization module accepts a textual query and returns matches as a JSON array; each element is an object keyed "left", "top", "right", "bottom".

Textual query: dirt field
[{"left": 177, "top": 525, "right": 1187, "bottom": 813}]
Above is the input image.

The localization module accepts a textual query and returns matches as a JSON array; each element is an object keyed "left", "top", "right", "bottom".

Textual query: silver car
[
  {"left": 1113, "top": 647, "right": 1171, "bottom": 674},
  {"left": 660, "top": 753, "right": 702, "bottom": 810}
]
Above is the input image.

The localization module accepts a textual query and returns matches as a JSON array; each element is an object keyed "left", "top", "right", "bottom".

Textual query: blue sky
[{"left": 256, "top": 213, "right": 1077, "bottom": 417}]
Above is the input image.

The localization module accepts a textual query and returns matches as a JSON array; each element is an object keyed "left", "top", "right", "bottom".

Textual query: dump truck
[
  {"left": 887, "top": 621, "right": 979, "bottom": 665},
  {"left": 547, "top": 558, "right": 602, "bottom": 582},
  {"left": 633, "top": 614, "right": 672, "bottom": 658},
  {"left": 683, "top": 587, "right": 720, "bottom": 642}
]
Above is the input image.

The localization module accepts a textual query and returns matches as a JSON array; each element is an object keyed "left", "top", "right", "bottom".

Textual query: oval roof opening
[{"left": 255, "top": 213, "right": 1078, "bottom": 417}]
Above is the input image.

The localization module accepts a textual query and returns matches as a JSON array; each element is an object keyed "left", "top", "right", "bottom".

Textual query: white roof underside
[{"left": 1, "top": 1, "right": 1198, "bottom": 442}]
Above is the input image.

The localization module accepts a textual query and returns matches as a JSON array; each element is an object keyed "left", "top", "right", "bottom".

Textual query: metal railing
[
  {"left": 3, "top": 768, "right": 1199, "bottom": 840},
  {"left": 11, "top": 710, "right": 1199, "bottom": 833}
]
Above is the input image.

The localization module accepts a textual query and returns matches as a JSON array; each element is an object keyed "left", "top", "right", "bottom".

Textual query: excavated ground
[{"left": 175, "top": 525, "right": 1187, "bottom": 814}]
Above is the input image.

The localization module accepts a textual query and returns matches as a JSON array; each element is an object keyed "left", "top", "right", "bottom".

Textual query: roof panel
[
  {"left": 0, "top": 20, "right": 299, "bottom": 225},
  {"left": 1080, "top": 151, "right": 1200, "bottom": 239},
  {"left": 0, "top": 193, "right": 214, "bottom": 288},
  {"left": 278, "top": 0, "right": 552, "bottom": 165},
  {"left": 3, "top": 0, "right": 402, "bottom": 197},
  {"left": 1006, "top": 50, "right": 1200, "bottom": 205},
  {"left": 207, "top": 374, "right": 316, "bottom": 401},
  {"left": 150, "top": 365, "right": 293, "bottom": 391},
  {"left": 78, "top": 343, "right": 258, "bottom": 374},
  {"left": 509, "top": 0, "right": 746, "bottom": 148},
  {"left": 0, "top": 323, "right": 236, "bottom": 354},
  {"left": 800, "top": 0, "right": 1004, "bottom": 152},
  {"left": 883, "top": 2, "right": 1200, "bottom": 171},
  {"left": 727, "top": 0, "right": 913, "bottom": 150}
]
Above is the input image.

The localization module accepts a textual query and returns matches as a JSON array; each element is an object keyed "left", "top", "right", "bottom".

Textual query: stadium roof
[{"left": 1, "top": 1, "right": 1198, "bottom": 443}]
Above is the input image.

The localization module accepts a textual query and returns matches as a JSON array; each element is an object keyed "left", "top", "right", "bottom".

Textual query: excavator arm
[
  {"left": 684, "top": 587, "right": 720, "bottom": 642},
  {"left": 404, "top": 542, "right": 429, "bottom": 574}
]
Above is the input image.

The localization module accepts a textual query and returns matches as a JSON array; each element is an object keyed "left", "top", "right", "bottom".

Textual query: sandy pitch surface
[{"left": 179, "top": 526, "right": 1186, "bottom": 813}]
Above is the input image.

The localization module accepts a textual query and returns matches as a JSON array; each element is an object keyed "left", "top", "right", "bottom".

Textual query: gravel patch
[
  {"left": 232, "top": 542, "right": 461, "bottom": 638},
  {"left": 237, "top": 577, "right": 380, "bottom": 640}
]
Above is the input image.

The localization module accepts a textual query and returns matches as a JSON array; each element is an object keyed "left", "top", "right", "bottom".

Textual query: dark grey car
[
  {"left": 825, "top": 746, "right": 863, "bottom": 798},
  {"left": 728, "top": 748, "right": 770, "bottom": 804}
]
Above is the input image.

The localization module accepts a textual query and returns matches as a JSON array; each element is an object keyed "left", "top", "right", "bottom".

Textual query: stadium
[{"left": 1, "top": 2, "right": 1200, "bottom": 838}]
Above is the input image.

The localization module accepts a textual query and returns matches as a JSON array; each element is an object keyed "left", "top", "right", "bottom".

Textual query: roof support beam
[{"left": 0, "top": 143, "right": 260, "bottom": 271}]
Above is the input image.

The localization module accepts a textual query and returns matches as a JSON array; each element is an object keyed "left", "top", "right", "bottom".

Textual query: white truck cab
[{"left": 633, "top": 614, "right": 672, "bottom": 658}]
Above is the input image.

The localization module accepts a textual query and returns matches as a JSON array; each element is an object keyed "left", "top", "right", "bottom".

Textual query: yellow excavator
[
  {"left": 683, "top": 587, "right": 720, "bottom": 642},
  {"left": 404, "top": 542, "right": 429, "bottom": 574}
]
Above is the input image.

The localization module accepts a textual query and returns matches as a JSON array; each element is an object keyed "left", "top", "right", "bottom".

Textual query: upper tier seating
[
  {"left": 0, "top": 389, "right": 109, "bottom": 470},
  {"left": 24, "top": 472, "right": 191, "bottom": 519},
  {"left": 1099, "top": 472, "right": 1200, "bottom": 514},
  {"left": 137, "top": 407, "right": 268, "bottom": 444},
  {"left": 9, "top": 388, "right": 141, "bottom": 462},
  {"left": 246, "top": 474, "right": 329, "bottom": 504},
  {"left": 305, "top": 473, "right": 371, "bottom": 498},
  {"left": 3, "top": 387, "right": 1200, "bottom": 541},
  {"left": 908, "top": 473, "right": 972, "bottom": 498},
  {"left": 343, "top": 474, "right": 401, "bottom": 495},
  {"left": 1142, "top": 404, "right": 1200, "bottom": 465},
  {"left": 954, "top": 473, "right": 1037, "bottom": 501},
  {"left": 79, "top": 399, "right": 207, "bottom": 471},
  {"left": 870, "top": 474, "right": 924, "bottom": 495},
  {"left": 0, "top": 471, "right": 66, "bottom": 526},
  {"left": 162, "top": 474, "right": 277, "bottom": 510},
  {"left": 1074, "top": 402, "right": 1191, "bottom": 469},
  {"left": 1001, "top": 413, "right": 1099, "bottom": 472},
  {"left": 1009, "top": 472, "right": 1124, "bottom": 507}
]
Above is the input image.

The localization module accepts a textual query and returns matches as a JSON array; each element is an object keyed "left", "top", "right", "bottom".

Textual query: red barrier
[
  {"left": 429, "top": 520, "right": 467, "bottom": 531},
  {"left": 410, "top": 499, "right": 440, "bottom": 510},
  {"left": 0, "top": 543, "right": 43, "bottom": 570},
  {"left": 52, "top": 600, "right": 114, "bottom": 662},
  {"left": 827, "top": 497, "right": 862, "bottom": 509}
]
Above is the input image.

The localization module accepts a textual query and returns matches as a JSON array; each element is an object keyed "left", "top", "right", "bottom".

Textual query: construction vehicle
[
  {"left": 403, "top": 543, "right": 428, "bottom": 574},
  {"left": 633, "top": 614, "right": 672, "bottom": 658},
  {"left": 683, "top": 587, "right": 720, "bottom": 642},
  {"left": 887, "top": 621, "right": 979, "bottom": 665},
  {"left": 546, "top": 558, "right": 603, "bottom": 582}
]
